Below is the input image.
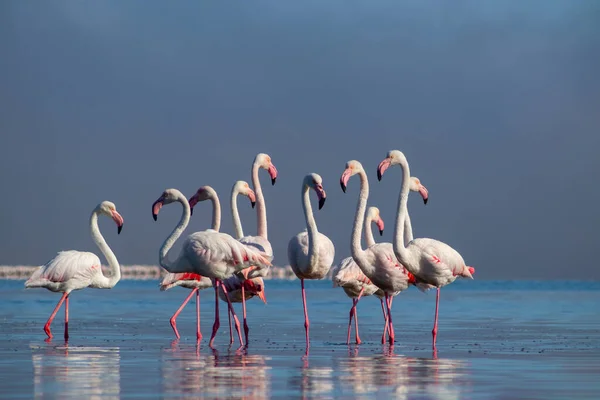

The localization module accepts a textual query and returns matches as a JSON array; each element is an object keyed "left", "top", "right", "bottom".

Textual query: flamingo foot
[{"left": 170, "top": 317, "right": 181, "bottom": 340}]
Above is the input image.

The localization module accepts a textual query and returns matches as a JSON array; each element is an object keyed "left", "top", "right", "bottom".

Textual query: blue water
[{"left": 0, "top": 279, "right": 599, "bottom": 399}]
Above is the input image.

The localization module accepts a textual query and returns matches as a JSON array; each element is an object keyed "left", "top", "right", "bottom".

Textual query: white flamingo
[
  {"left": 152, "top": 188, "right": 271, "bottom": 348},
  {"left": 24, "top": 201, "right": 124, "bottom": 340},
  {"left": 340, "top": 160, "right": 430, "bottom": 344},
  {"left": 377, "top": 150, "right": 475, "bottom": 349},
  {"left": 334, "top": 175, "right": 429, "bottom": 345},
  {"left": 160, "top": 183, "right": 255, "bottom": 341},
  {"left": 288, "top": 173, "right": 335, "bottom": 353}
]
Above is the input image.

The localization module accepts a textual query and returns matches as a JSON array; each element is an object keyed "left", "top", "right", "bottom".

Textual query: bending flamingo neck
[
  {"left": 393, "top": 158, "right": 415, "bottom": 269},
  {"left": 252, "top": 162, "right": 268, "bottom": 239},
  {"left": 230, "top": 186, "right": 244, "bottom": 239},
  {"left": 90, "top": 210, "right": 121, "bottom": 288},
  {"left": 207, "top": 188, "right": 221, "bottom": 232},
  {"left": 350, "top": 170, "right": 371, "bottom": 274},
  {"left": 404, "top": 212, "right": 414, "bottom": 244},
  {"left": 364, "top": 212, "right": 376, "bottom": 248},
  {"left": 159, "top": 190, "right": 191, "bottom": 272},
  {"left": 302, "top": 185, "right": 319, "bottom": 266}
]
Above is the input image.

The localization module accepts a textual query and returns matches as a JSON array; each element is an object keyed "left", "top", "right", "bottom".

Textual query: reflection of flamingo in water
[
  {"left": 152, "top": 188, "right": 271, "bottom": 348},
  {"left": 377, "top": 150, "right": 475, "bottom": 349},
  {"left": 340, "top": 160, "right": 430, "bottom": 344},
  {"left": 288, "top": 174, "right": 335, "bottom": 354},
  {"left": 160, "top": 183, "right": 255, "bottom": 341},
  {"left": 25, "top": 201, "right": 124, "bottom": 340}
]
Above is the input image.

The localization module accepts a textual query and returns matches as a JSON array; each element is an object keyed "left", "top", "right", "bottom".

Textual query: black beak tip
[
  {"left": 118, "top": 225, "right": 123, "bottom": 234},
  {"left": 423, "top": 198, "right": 428, "bottom": 205},
  {"left": 251, "top": 201, "right": 256, "bottom": 209},
  {"left": 379, "top": 229, "right": 384, "bottom": 236},
  {"left": 271, "top": 177, "right": 276, "bottom": 185},
  {"left": 152, "top": 213, "right": 157, "bottom": 221},
  {"left": 377, "top": 170, "right": 382, "bottom": 181},
  {"left": 340, "top": 181, "right": 346, "bottom": 193},
  {"left": 318, "top": 197, "right": 326, "bottom": 210},
  {"left": 190, "top": 207, "right": 194, "bottom": 216}
]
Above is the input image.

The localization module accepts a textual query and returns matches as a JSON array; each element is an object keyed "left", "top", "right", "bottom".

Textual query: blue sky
[{"left": 1, "top": 1, "right": 599, "bottom": 279}]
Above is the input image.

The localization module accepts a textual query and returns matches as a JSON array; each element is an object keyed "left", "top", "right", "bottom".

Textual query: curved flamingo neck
[
  {"left": 252, "top": 162, "right": 268, "bottom": 239},
  {"left": 302, "top": 184, "right": 319, "bottom": 266},
  {"left": 90, "top": 209, "right": 120, "bottom": 288},
  {"left": 159, "top": 190, "right": 191, "bottom": 272},
  {"left": 205, "top": 187, "right": 221, "bottom": 232},
  {"left": 404, "top": 212, "right": 414, "bottom": 244},
  {"left": 350, "top": 170, "right": 371, "bottom": 274},
  {"left": 393, "top": 159, "right": 415, "bottom": 268},
  {"left": 230, "top": 186, "right": 244, "bottom": 239},
  {"left": 364, "top": 212, "right": 376, "bottom": 248}
]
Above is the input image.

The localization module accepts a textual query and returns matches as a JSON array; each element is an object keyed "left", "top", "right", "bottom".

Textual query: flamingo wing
[
  {"left": 159, "top": 272, "right": 211, "bottom": 291},
  {"left": 185, "top": 231, "right": 272, "bottom": 269},
  {"left": 239, "top": 235, "right": 273, "bottom": 261},
  {"left": 26, "top": 250, "right": 101, "bottom": 287}
]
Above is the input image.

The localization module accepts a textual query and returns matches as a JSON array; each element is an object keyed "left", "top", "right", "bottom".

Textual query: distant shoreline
[{"left": 0, "top": 265, "right": 314, "bottom": 281}]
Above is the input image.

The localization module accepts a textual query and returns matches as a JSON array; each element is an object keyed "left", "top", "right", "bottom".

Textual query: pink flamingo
[
  {"left": 230, "top": 173, "right": 276, "bottom": 345},
  {"left": 218, "top": 275, "right": 267, "bottom": 344},
  {"left": 160, "top": 183, "right": 255, "bottom": 340},
  {"left": 152, "top": 189, "right": 271, "bottom": 348},
  {"left": 288, "top": 173, "right": 335, "bottom": 353},
  {"left": 340, "top": 160, "right": 430, "bottom": 344},
  {"left": 24, "top": 201, "right": 124, "bottom": 340},
  {"left": 377, "top": 150, "right": 475, "bottom": 349}
]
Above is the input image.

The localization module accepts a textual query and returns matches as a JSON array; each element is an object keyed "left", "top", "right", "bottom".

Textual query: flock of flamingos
[{"left": 24, "top": 150, "right": 475, "bottom": 354}]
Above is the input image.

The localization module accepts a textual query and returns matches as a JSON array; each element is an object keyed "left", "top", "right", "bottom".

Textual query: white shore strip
[{"left": 0, "top": 265, "right": 334, "bottom": 281}]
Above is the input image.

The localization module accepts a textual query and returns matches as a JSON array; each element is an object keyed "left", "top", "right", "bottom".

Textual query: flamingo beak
[
  {"left": 152, "top": 198, "right": 164, "bottom": 221},
  {"left": 248, "top": 190, "right": 256, "bottom": 209},
  {"left": 188, "top": 194, "right": 200, "bottom": 216},
  {"left": 377, "top": 158, "right": 391, "bottom": 181},
  {"left": 376, "top": 217, "right": 385, "bottom": 236},
  {"left": 340, "top": 169, "right": 352, "bottom": 193},
  {"left": 418, "top": 184, "right": 429, "bottom": 205},
  {"left": 112, "top": 210, "right": 124, "bottom": 234},
  {"left": 268, "top": 163, "right": 278, "bottom": 185},
  {"left": 316, "top": 185, "right": 327, "bottom": 210}
]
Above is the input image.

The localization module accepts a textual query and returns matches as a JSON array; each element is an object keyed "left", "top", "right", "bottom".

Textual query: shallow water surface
[{"left": 0, "top": 280, "right": 599, "bottom": 398}]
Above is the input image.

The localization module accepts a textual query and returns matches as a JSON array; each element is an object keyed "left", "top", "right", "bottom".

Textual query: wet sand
[{"left": 0, "top": 279, "right": 599, "bottom": 399}]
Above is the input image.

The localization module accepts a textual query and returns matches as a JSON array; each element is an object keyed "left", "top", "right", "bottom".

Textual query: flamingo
[
  {"left": 218, "top": 275, "right": 267, "bottom": 345},
  {"left": 334, "top": 173, "right": 429, "bottom": 345},
  {"left": 24, "top": 201, "right": 124, "bottom": 340},
  {"left": 160, "top": 183, "right": 255, "bottom": 340},
  {"left": 152, "top": 188, "right": 271, "bottom": 348},
  {"left": 340, "top": 160, "right": 430, "bottom": 344},
  {"left": 230, "top": 178, "right": 273, "bottom": 345},
  {"left": 377, "top": 150, "right": 475, "bottom": 349},
  {"left": 287, "top": 173, "right": 335, "bottom": 353}
]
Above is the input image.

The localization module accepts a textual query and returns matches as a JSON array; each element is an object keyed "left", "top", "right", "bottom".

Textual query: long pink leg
[
  {"left": 228, "top": 302, "right": 234, "bottom": 345},
  {"left": 209, "top": 281, "right": 221, "bottom": 348},
  {"left": 301, "top": 279, "right": 310, "bottom": 350},
  {"left": 220, "top": 283, "right": 243, "bottom": 347},
  {"left": 169, "top": 288, "right": 197, "bottom": 340},
  {"left": 432, "top": 287, "right": 440, "bottom": 349},
  {"left": 346, "top": 299, "right": 355, "bottom": 345},
  {"left": 196, "top": 289, "right": 202, "bottom": 341},
  {"left": 386, "top": 294, "right": 395, "bottom": 344},
  {"left": 64, "top": 294, "right": 69, "bottom": 341},
  {"left": 44, "top": 292, "right": 68, "bottom": 339},
  {"left": 381, "top": 298, "right": 388, "bottom": 344},
  {"left": 353, "top": 288, "right": 364, "bottom": 344},
  {"left": 241, "top": 284, "right": 249, "bottom": 346}
]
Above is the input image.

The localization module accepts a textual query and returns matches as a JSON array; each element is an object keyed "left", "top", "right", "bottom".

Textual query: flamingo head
[
  {"left": 377, "top": 150, "right": 407, "bottom": 181},
  {"left": 409, "top": 177, "right": 429, "bottom": 205},
  {"left": 232, "top": 180, "right": 257, "bottom": 208},
  {"left": 152, "top": 189, "right": 180, "bottom": 221},
  {"left": 243, "top": 278, "right": 267, "bottom": 303},
  {"left": 255, "top": 153, "right": 278, "bottom": 185},
  {"left": 188, "top": 186, "right": 217, "bottom": 216},
  {"left": 98, "top": 201, "right": 124, "bottom": 234},
  {"left": 340, "top": 160, "right": 364, "bottom": 193},
  {"left": 367, "top": 206, "right": 385, "bottom": 236},
  {"left": 304, "top": 173, "right": 327, "bottom": 210}
]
